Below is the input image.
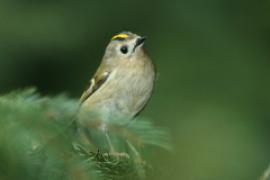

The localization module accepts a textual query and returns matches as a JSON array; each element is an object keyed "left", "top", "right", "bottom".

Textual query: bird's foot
[{"left": 103, "top": 151, "right": 130, "bottom": 159}]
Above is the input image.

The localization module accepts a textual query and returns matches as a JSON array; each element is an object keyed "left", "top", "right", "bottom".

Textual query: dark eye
[{"left": 120, "top": 45, "right": 128, "bottom": 54}]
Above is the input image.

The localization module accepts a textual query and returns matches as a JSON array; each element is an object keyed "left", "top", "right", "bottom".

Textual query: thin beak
[
  {"left": 134, "top": 37, "right": 146, "bottom": 51},
  {"left": 136, "top": 37, "right": 146, "bottom": 46}
]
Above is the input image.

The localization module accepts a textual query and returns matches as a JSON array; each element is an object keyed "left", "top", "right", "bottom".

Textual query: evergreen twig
[{"left": 0, "top": 89, "right": 171, "bottom": 180}]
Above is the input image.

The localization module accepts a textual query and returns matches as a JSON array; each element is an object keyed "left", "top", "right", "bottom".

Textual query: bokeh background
[{"left": 0, "top": 0, "right": 270, "bottom": 179}]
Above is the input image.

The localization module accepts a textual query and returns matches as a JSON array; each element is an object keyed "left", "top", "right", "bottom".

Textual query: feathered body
[{"left": 77, "top": 32, "right": 155, "bottom": 151}]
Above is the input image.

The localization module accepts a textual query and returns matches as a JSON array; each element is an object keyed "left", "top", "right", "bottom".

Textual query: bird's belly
[{"left": 82, "top": 69, "right": 154, "bottom": 122}]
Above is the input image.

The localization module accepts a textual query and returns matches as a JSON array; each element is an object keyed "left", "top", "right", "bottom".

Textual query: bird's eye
[{"left": 120, "top": 45, "right": 128, "bottom": 54}]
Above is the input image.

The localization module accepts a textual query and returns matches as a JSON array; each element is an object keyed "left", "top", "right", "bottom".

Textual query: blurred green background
[{"left": 0, "top": 0, "right": 270, "bottom": 179}]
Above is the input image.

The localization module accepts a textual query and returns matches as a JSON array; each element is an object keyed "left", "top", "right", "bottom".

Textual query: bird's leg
[
  {"left": 126, "top": 140, "right": 146, "bottom": 178},
  {"left": 104, "top": 131, "right": 129, "bottom": 159},
  {"left": 105, "top": 132, "right": 115, "bottom": 152},
  {"left": 126, "top": 140, "right": 143, "bottom": 161}
]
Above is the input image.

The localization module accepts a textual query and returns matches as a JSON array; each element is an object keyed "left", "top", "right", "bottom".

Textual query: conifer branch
[{"left": 0, "top": 89, "right": 171, "bottom": 180}]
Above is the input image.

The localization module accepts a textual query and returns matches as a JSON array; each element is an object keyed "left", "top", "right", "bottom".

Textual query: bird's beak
[{"left": 134, "top": 37, "right": 146, "bottom": 50}]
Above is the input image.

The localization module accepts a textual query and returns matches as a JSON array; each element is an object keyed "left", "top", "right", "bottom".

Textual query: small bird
[{"left": 77, "top": 32, "right": 155, "bottom": 153}]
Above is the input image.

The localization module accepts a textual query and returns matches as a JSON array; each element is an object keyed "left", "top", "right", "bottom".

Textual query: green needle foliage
[{"left": 0, "top": 89, "right": 171, "bottom": 180}]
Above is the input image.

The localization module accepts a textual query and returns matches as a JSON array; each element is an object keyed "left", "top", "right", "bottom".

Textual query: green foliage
[
  {"left": 74, "top": 144, "right": 148, "bottom": 180},
  {"left": 0, "top": 89, "right": 171, "bottom": 180}
]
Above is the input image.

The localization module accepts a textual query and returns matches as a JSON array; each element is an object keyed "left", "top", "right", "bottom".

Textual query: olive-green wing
[{"left": 79, "top": 71, "right": 110, "bottom": 104}]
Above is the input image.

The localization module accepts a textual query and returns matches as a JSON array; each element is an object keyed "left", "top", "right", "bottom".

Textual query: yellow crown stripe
[{"left": 111, "top": 33, "right": 129, "bottom": 40}]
